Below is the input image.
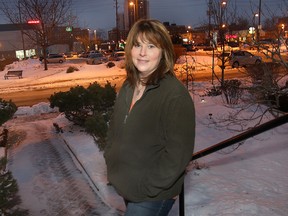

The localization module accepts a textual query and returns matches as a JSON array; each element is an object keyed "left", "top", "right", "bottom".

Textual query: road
[
  {"left": 0, "top": 86, "right": 73, "bottom": 107},
  {"left": 0, "top": 67, "right": 247, "bottom": 107},
  {"left": 0, "top": 75, "right": 127, "bottom": 107},
  {"left": 0, "top": 52, "right": 258, "bottom": 107},
  {"left": 6, "top": 113, "right": 119, "bottom": 216}
]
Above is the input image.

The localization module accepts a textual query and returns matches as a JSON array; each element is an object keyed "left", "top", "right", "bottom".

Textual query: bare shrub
[
  {"left": 221, "top": 79, "right": 243, "bottom": 105},
  {"left": 246, "top": 62, "right": 288, "bottom": 112}
]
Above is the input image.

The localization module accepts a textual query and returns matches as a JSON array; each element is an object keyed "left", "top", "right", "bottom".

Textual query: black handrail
[{"left": 179, "top": 113, "right": 288, "bottom": 216}]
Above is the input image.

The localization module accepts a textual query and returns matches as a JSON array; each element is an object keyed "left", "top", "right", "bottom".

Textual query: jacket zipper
[
  {"left": 123, "top": 84, "right": 156, "bottom": 124},
  {"left": 123, "top": 91, "right": 143, "bottom": 124},
  {"left": 123, "top": 114, "right": 128, "bottom": 124}
]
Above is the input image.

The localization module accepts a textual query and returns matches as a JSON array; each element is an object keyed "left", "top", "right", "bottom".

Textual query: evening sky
[
  {"left": 0, "top": 0, "right": 286, "bottom": 31},
  {"left": 69, "top": 0, "right": 286, "bottom": 30}
]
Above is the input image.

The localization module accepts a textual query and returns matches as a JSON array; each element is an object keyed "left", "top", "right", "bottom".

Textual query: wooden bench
[{"left": 4, "top": 70, "right": 23, "bottom": 79}]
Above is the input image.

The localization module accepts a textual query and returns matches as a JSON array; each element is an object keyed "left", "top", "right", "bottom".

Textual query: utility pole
[
  {"left": 219, "top": 0, "right": 227, "bottom": 88},
  {"left": 135, "top": 0, "right": 139, "bottom": 21},
  {"left": 115, "top": 0, "right": 119, "bottom": 49},
  {"left": 208, "top": 0, "right": 215, "bottom": 85},
  {"left": 18, "top": 1, "right": 26, "bottom": 59},
  {"left": 208, "top": 0, "right": 212, "bottom": 41},
  {"left": 257, "top": 0, "right": 262, "bottom": 43}
]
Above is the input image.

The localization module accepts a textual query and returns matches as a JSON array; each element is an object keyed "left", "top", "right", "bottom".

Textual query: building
[
  {"left": 163, "top": 22, "right": 190, "bottom": 44},
  {"left": 0, "top": 23, "right": 93, "bottom": 59},
  {"left": 277, "top": 17, "right": 288, "bottom": 39},
  {"left": 108, "top": 0, "right": 149, "bottom": 45},
  {"left": 108, "top": 13, "right": 127, "bottom": 44},
  {"left": 0, "top": 24, "right": 36, "bottom": 59},
  {"left": 49, "top": 26, "right": 88, "bottom": 53},
  {"left": 138, "top": 0, "right": 149, "bottom": 20}
]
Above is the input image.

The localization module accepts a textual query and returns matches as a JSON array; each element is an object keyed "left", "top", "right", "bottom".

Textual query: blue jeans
[{"left": 124, "top": 199, "right": 175, "bottom": 216}]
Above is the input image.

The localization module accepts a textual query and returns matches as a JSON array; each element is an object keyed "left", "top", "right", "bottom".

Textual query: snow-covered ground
[{"left": 1, "top": 57, "right": 288, "bottom": 215}]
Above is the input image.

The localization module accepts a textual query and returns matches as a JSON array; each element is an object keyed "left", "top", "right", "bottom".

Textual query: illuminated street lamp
[
  {"left": 87, "top": 28, "right": 90, "bottom": 40},
  {"left": 93, "top": 30, "right": 97, "bottom": 50},
  {"left": 219, "top": 0, "right": 227, "bottom": 41},
  {"left": 256, "top": 0, "right": 262, "bottom": 43},
  {"left": 219, "top": 0, "right": 227, "bottom": 28},
  {"left": 252, "top": 13, "right": 259, "bottom": 41},
  {"left": 129, "top": 1, "right": 136, "bottom": 28},
  {"left": 219, "top": 0, "right": 227, "bottom": 88},
  {"left": 94, "top": 30, "right": 97, "bottom": 41}
]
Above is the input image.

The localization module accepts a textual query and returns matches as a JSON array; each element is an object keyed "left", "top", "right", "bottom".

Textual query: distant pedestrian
[{"left": 104, "top": 19, "right": 195, "bottom": 216}]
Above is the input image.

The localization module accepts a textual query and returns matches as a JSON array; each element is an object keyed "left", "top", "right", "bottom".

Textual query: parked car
[
  {"left": 242, "top": 40, "right": 275, "bottom": 51},
  {"left": 78, "top": 52, "right": 90, "bottom": 58},
  {"left": 227, "top": 41, "right": 240, "bottom": 51},
  {"left": 86, "top": 53, "right": 108, "bottom": 65},
  {"left": 217, "top": 44, "right": 232, "bottom": 52},
  {"left": 195, "top": 42, "right": 214, "bottom": 51},
  {"left": 183, "top": 44, "right": 198, "bottom": 52},
  {"left": 89, "top": 50, "right": 100, "bottom": 54},
  {"left": 217, "top": 50, "right": 262, "bottom": 68},
  {"left": 101, "top": 50, "right": 113, "bottom": 57},
  {"left": 40, "top": 54, "right": 66, "bottom": 63},
  {"left": 242, "top": 43, "right": 258, "bottom": 50},
  {"left": 227, "top": 41, "right": 239, "bottom": 48},
  {"left": 64, "top": 52, "right": 74, "bottom": 58},
  {"left": 109, "top": 51, "right": 125, "bottom": 61},
  {"left": 78, "top": 50, "right": 100, "bottom": 58}
]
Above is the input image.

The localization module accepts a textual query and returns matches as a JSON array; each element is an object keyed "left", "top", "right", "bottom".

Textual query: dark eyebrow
[{"left": 133, "top": 40, "right": 140, "bottom": 46}]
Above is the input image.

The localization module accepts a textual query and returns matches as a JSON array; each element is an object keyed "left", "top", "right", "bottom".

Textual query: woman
[{"left": 104, "top": 19, "right": 195, "bottom": 216}]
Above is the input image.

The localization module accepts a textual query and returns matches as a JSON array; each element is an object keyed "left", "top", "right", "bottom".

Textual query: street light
[
  {"left": 129, "top": 1, "right": 136, "bottom": 28},
  {"left": 256, "top": 0, "right": 262, "bottom": 43},
  {"left": 93, "top": 30, "right": 97, "bottom": 41},
  {"left": 219, "top": 0, "right": 227, "bottom": 88},
  {"left": 219, "top": 0, "right": 227, "bottom": 32},
  {"left": 18, "top": 0, "right": 26, "bottom": 59},
  {"left": 87, "top": 28, "right": 90, "bottom": 40},
  {"left": 252, "top": 13, "right": 259, "bottom": 41},
  {"left": 93, "top": 30, "right": 97, "bottom": 50},
  {"left": 87, "top": 28, "right": 91, "bottom": 51},
  {"left": 219, "top": 0, "right": 227, "bottom": 46}
]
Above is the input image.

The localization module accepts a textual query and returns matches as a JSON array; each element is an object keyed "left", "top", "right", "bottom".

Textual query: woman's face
[{"left": 131, "top": 35, "right": 162, "bottom": 78}]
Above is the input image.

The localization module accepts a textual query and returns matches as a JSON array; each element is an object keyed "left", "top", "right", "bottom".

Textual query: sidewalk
[{"left": 54, "top": 114, "right": 126, "bottom": 215}]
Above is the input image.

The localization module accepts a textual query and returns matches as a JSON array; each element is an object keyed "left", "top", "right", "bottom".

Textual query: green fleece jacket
[{"left": 104, "top": 74, "right": 195, "bottom": 202}]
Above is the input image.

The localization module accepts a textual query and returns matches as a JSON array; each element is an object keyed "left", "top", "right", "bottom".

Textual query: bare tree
[
  {"left": 208, "top": 0, "right": 238, "bottom": 28},
  {"left": 206, "top": 1, "right": 241, "bottom": 88},
  {"left": 204, "top": 1, "right": 288, "bottom": 130},
  {"left": 96, "top": 28, "right": 107, "bottom": 41},
  {"left": 75, "top": 32, "right": 90, "bottom": 52},
  {"left": 0, "top": 0, "right": 72, "bottom": 70}
]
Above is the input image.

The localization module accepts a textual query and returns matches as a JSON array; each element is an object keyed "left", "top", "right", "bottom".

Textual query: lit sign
[
  {"left": 28, "top": 20, "right": 40, "bottom": 24},
  {"left": 249, "top": 27, "right": 255, "bottom": 34},
  {"left": 66, "top": 26, "right": 72, "bottom": 32},
  {"left": 226, "top": 34, "right": 237, "bottom": 39}
]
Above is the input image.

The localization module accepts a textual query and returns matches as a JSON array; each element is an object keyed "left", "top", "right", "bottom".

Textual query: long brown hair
[{"left": 125, "top": 19, "right": 175, "bottom": 87}]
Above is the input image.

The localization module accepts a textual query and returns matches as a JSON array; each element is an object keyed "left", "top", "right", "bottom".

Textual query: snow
[{"left": 1, "top": 56, "right": 288, "bottom": 215}]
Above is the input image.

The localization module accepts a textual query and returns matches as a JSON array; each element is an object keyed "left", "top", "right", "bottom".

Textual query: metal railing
[{"left": 179, "top": 113, "right": 288, "bottom": 216}]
